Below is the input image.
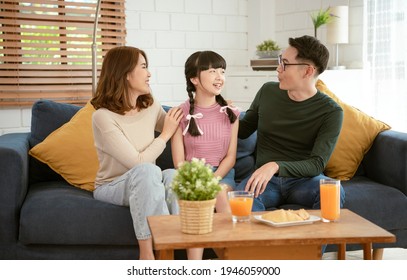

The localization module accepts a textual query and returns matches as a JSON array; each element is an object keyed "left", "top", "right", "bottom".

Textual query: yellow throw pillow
[
  {"left": 316, "top": 80, "right": 391, "bottom": 180},
  {"left": 29, "top": 102, "right": 98, "bottom": 191}
]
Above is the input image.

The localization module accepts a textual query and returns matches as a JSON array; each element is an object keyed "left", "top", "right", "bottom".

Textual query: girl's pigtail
[{"left": 216, "top": 95, "right": 237, "bottom": 123}]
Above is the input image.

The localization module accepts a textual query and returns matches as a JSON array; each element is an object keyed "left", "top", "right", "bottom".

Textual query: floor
[{"left": 322, "top": 248, "right": 407, "bottom": 260}]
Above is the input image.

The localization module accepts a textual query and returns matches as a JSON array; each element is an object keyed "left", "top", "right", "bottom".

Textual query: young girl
[
  {"left": 91, "top": 46, "right": 183, "bottom": 260},
  {"left": 171, "top": 50, "right": 239, "bottom": 259}
]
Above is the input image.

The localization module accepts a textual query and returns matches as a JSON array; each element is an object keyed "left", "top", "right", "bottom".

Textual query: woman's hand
[{"left": 160, "top": 107, "right": 183, "bottom": 142}]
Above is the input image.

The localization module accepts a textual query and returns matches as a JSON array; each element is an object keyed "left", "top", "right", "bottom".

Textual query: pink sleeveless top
[{"left": 179, "top": 101, "right": 240, "bottom": 167}]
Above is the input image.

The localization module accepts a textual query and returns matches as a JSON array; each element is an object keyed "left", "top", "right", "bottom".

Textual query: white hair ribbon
[
  {"left": 183, "top": 113, "right": 204, "bottom": 136},
  {"left": 220, "top": 105, "right": 239, "bottom": 115}
]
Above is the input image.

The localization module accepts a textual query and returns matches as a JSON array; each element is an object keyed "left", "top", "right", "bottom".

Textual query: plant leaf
[{"left": 311, "top": 7, "right": 334, "bottom": 29}]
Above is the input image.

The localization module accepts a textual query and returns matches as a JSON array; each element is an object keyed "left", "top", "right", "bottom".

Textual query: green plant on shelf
[
  {"left": 256, "top": 39, "right": 281, "bottom": 52},
  {"left": 256, "top": 39, "right": 281, "bottom": 58}
]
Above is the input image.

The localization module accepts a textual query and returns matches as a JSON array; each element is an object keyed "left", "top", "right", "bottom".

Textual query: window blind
[{"left": 0, "top": 0, "right": 126, "bottom": 106}]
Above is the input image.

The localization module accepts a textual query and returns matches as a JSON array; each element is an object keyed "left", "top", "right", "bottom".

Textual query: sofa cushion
[
  {"left": 236, "top": 111, "right": 257, "bottom": 159},
  {"left": 29, "top": 100, "right": 81, "bottom": 184},
  {"left": 342, "top": 176, "right": 407, "bottom": 231},
  {"left": 234, "top": 155, "right": 255, "bottom": 183},
  {"left": 156, "top": 137, "right": 174, "bottom": 171},
  {"left": 316, "top": 80, "right": 391, "bottom": 180},
  {"left": 29, "top": 102, "right": 98, "bottom": 191},
  {"left": 156, "top": 105, "right": 175, "bottom": 171},
  {"left": 19, "top": 182, "right": 137, "bottom": 245},
  {"left": 29, "top": 100, "right": 81, "bottom": 148}
]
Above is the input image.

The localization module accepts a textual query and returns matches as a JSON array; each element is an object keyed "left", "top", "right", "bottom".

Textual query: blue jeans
[
  {"left": 94, "top": 163, "right": 173, "bottom": 240},
  {"left": 234, "top": 173, "right": 346, "bottom": 211}
]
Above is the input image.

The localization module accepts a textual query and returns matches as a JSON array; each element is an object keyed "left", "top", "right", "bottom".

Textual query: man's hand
[{"left": 245, "top": 162, "right": 279, "bottom": 197}]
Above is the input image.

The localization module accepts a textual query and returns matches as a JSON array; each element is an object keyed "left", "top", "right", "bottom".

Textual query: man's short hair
[{"left": 288, "top": 35, "right": 329, "bottom": 75}]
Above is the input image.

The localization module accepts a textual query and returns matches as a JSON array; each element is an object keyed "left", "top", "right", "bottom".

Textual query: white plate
[{"left": 253, "top": 214, "right": 321, "bottom": 227}]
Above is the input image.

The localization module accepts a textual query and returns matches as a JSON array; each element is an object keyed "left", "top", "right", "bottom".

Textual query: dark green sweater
[{"left": 239, "top": 82, "right": 343, "bottom": 177}]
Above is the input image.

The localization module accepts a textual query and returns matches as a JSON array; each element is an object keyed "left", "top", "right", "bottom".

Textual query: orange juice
[
  {"left": 227, "top": 191, "right": 254, "bottom": 222},
  {"left": 229, "top": 197, "right": 253, "bottom": 216},
  {"left": 320, "top": 181, "right": 340, "bottom": 222}
]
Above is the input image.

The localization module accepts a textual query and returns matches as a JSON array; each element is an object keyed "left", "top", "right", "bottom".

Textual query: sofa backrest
[{"left": 28, "top": 100, "right": 258, "bottom": 185}]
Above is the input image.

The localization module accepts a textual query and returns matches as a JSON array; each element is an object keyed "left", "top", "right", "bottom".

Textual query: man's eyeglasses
[{"left": 278, "top": 55, "right": 313, "bottom": 71}]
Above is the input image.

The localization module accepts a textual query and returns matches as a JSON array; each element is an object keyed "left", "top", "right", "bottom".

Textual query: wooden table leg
[
  {"left": 373, "top": 248, "right": 384, "bottom": 260},
  {"left": 337, "top": 243, "right": 346, "bottom": 260},
  {"left": 155, "top": 249, "right": 174, "bottom": 260},
  {"left": 213, "top": 248, "right": 225, "bottom": 259},
  {"left": 363, "top": 243, "right": 373, "bottom": 260}
]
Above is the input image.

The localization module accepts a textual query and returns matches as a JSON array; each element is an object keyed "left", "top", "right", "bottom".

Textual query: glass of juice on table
[
  {"left": 227, "top": 191, "right": 254, "bottom": 222},
  {"left": 320, "top": 179, "right": 341, "bottom": 222}
]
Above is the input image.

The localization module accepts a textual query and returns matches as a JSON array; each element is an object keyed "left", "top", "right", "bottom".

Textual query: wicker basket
[{"left": 178, "top": 199, "right": 216, "bottom": 234}]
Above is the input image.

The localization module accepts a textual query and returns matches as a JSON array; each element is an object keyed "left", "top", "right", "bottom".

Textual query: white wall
[
  {"left": 274, "top": 0, "right": 364, "bottom": 69},
  {"left": 125, "top": 0, "right": 250, "bottom": 107},
  {"left": 0, "top": 0, "right": 365, "bottom": 135}
]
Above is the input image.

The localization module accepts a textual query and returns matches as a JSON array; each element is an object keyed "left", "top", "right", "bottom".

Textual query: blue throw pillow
[
  {"left": 29, "top": 100, "right": 82, "bottom": 184},
  {"left": 29, "top": 100, "right": 81, "bottom": 147}
]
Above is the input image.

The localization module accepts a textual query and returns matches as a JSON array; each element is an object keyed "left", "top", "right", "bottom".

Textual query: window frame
[{"left": 0, "top": 0, "right": 126, "bottom": 106}]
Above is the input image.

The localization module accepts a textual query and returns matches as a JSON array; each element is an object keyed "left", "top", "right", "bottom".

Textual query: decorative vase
[{"left": 178, "top": 198, "right": 216, "bottom": 234}]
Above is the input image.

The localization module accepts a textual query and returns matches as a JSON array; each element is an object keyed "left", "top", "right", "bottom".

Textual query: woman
[{"left": 90, "top": 46, "right": 183, "bottom": 260}]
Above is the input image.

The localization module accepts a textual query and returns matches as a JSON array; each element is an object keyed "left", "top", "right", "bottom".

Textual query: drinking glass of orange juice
[
  {"left": 227, "top": 191, "right": 254, "bottom": 222},
  {"left": 320, "top": 179, "right": 341, "bottom": 222}
]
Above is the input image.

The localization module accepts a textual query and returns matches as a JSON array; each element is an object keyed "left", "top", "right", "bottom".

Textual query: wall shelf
[{"left": 250, "top": 58, "right": 278, "bottom": 71}]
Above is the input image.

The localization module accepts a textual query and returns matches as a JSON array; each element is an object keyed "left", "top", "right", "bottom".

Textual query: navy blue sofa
[{"left": 0, "top": 100, "right": 406, "bottom": 259}]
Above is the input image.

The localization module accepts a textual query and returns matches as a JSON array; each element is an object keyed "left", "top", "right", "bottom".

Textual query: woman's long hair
[
  {"left": 184, "top": 51, "right": 237, "bottom": 136},
  {"left": 90, "top": 46, "right": 153, "bottom": 115}
]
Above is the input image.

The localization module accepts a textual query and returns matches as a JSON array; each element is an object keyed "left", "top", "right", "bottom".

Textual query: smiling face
[
  {"left": 127, "top": 53, "right": 151, "bottom": 98},
  {"left": 191, "top": 67, "right": 225, "bottom": 96},
  {"left": 185, "top": 51, "right": 227, "bottom": 98}
]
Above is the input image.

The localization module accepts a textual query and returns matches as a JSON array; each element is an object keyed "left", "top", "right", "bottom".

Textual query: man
[{"left": 236, "top": 35, "right": 345, "bottom": 211}]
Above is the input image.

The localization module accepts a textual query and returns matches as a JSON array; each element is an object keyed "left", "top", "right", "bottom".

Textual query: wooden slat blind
[{"left": 0, "top": 0, "right": 126, "bottom": 106}]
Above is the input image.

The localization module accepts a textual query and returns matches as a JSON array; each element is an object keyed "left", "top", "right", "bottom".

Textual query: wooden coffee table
[{"left": 147, "top": 209, "right": 395, "bottom": 260}]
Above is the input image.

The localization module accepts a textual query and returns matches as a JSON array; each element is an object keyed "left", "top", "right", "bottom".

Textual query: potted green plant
[
  {"left": 256, "top": 39, "right": 281, "bottom": 58},
  {"left": 171, "top": 158, "right": 222, "bottom": 234},
  {"left": 311, "top": 7, "right": 334, "bottom": 38}
]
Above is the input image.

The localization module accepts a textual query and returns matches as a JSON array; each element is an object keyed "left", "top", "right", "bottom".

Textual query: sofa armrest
[
  {"left": 362, "top": 130, "right": 407, "bottom": 195},
  {"left": 0, "top": 133, "right": 30, "bottom": 243}
]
